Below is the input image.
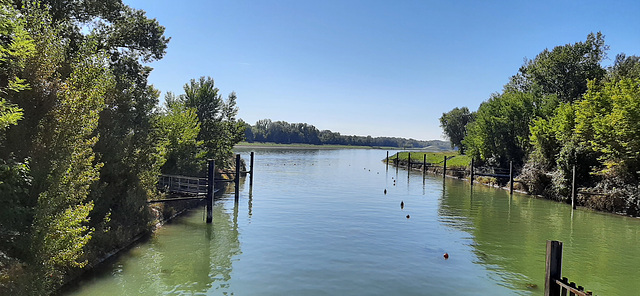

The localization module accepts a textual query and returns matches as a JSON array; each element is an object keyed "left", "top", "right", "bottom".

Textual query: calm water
[{"left": 64, "top": 148, "right": 640, "bottom": 295}]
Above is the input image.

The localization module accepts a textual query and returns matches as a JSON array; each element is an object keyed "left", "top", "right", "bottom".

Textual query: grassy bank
[{"left": 388, "top": 151, "right": 471, "bottom": 168}]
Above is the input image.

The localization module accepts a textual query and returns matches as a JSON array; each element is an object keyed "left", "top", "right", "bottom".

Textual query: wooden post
[
  {"left": 545, "top": 240, "right": 563, "bottom": 296},
  {"left": 396, "top": 153, "right": 399, "bottom": 164},
  {"left": 470, "top": 159, "right": 474, "bottom": 185},
  {"left": 423, "top": 154, "right": 426, "bottom": 175},
  {"left": 235, "top": 154, "right": 241, "bottom": 202},
  {"left": 407, "top": 152, "right": 411, "bottom": 170},
  {"left": 571, "top": 165, "right": 576, "bottom": 210},
  {"left": 386, "top": 151, "right": 389, "bottom": 169},
  {"left": 249, "top": 151, "right": 255, "bottom": 187},
  {"left": 509, "top": 161, "right": 514, "bottom": 195},
  {"left": 443, "top": 156, "right": 447, "bottom": 179},
  {"left": 206, "top": 159, "right": 214, "bottom": 224}
]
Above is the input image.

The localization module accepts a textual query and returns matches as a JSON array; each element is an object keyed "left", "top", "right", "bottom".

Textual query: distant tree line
[
  {"left": 0, "top": 1, "right": 243, "bottom": 294},
  {"left": 440, "top": 32, "right": 640, "bottom": 216},
  {"left": 242, "top": 119, "right": 451, "bottom": 149}
]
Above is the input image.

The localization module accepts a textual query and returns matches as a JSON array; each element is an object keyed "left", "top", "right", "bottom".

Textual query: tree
[
  {"left": 463, "top": 91, "right": 557, "bottom": 166},
  {"left": 0, "top": 2, "right": 170, "bottom": 293},
  {"left": 439, "top": 107, "right": 473, "bottom": 153},
  {"left": 576, "top": 78, "right": 640, "bottom": 180},
  {"left": 516, "top": 32, "right": 608, "bottom": 103},
  {"left": 167, "top": 77, "right": 245, "bottom": 169},
  {"left": 609, "top": 53, "right": 640, "bottom": 81},
  {"left": 157, "top": 92, "right": 202, "bottom": 176},
  {"left": 0, "top": 3, "right": 114, "bottom": 292}
]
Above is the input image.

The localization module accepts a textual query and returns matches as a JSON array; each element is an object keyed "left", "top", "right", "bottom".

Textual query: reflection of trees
[
  {"left": 103, "top": 201, "right": 241, "bottom": 295},
  {"left": 437, "top": 180, "right": 640, "bottom": 295},
  {"left": 437, "top": 183, "right": 550, "bottom": 293}
]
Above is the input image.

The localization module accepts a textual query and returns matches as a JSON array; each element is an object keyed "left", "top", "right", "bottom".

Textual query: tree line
[
  {"left": 440, "top": 32, "right": 640, "bottom": 216},
  {"left": 0, "top": 1, "right": 243, "bottom": 294},
  {"left": 243, "top": 119, "right": 451, "bottom": 149}
]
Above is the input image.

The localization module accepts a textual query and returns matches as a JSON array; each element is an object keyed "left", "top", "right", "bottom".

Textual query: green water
[{"left": 63, "top": 148, "right": 640, "bottom": 295}]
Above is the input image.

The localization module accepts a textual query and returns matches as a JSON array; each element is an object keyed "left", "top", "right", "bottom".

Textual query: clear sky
[{"left": 124, "top": 0, "right": 640, "bottom": 141}]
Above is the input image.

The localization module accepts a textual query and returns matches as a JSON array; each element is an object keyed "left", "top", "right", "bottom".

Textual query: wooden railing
[
  {"left": 545, "top": 240, "right": 593, "bottom": 296},
  {"left": 158, "top": 174, "right": 208, "bottom": 195}
]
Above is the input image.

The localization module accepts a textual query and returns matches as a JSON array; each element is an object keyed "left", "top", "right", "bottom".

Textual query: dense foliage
[
  {"left": 0, "top": 1, "right": 243, "bottom": 294},
  {"left": 244, "top": 119, "right": 451, "bottom": 149},
  {"left": 439, "top": 107, "right": 473, "bottom": 153},
  {"left": 441, "top": 32, "right": 640, "bottom": 215}
]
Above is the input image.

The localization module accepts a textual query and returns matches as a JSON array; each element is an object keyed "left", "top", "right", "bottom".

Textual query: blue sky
[{"left": 124, "top": 0, "right": 640, "bottom": 141}]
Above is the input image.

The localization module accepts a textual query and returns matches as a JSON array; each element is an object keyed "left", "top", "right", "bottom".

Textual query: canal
[{"left": 63, "top": 148, "right": 640, "bottom": 295}]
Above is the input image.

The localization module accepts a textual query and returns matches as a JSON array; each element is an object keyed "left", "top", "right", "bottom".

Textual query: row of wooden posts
[
  {"left": 385, "top": 152, "right": 593, "bottom": 294},
  {"left": 205, "top": 153, "right": 254, "bottom": 223},
  {"left": 386, "top": 152, "right": 589, "bottom": 203},
  {"left": 151, "top": 152, "right": 254, "bottom": 224},
  {"left": 385, "top": 151, "right": 518, "bottom": 193}
]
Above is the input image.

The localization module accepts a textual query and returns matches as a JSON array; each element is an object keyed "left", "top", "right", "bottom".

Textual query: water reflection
[
  {"left": 437, "top": 179, "right": 640, "bottom": 295},
  {"left": 66, "top": 200, "right": 241, "bottom": 296}
]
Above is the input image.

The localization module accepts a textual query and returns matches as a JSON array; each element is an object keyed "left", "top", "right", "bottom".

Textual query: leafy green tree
[
  {"left": 0, "top": 2, "right": 169, "bottom": 293},
  {"left": 180, "top": 76, "right": 244, "bottom": 168},
  {"left": 0, "top": 0, "right": 33, "bottom": 132},
  {"left": 516, "top": 32, "right": 608, "bottom": 103},
  {"left": 576, "top": 78, "right": 640, "bottom": 180},
  {"left": 463, "top": 91, "right": 557, "bottom": 166},
  {"left": 157, "top": 92, "right": 203, "bottom": 176},
  {"left": 0, "top": 4, "right": 114, "bottom": 293},
  {"left": 608, "top": 53, "right": 640, "bottom": 81},
  {"left": 439, "top": 107, "right": 474, "bottom": 153}
]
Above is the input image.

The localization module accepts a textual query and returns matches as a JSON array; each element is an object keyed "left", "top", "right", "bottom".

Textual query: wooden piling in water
[
  {"left": 386, "top": 151, "right": 389, "bottom": 169},
  {"left": 423, "top": 154, "right": 426, "bottom": 175},
  {"left": 407, "top": 152, "right": 411, "bottom": 170},
  {"left": 235, "top": 154, "right": 240, "bottom": 202},
  {"left": 509, "top": 161, "right": 514, "bottom": 195},
  {"left": 545, "top": 240, "right": 563, "bottom": 296},
  {"left": 249, "top": 152, "right": 254, "bottom": 187},
  {"left": 206, "top": 159, "right": 214, "bottom": 223},
  {"left": 470, "top": 159, "right": 474, "bottom": 185},
  {"left": 443, "top": 156, "right": 447, "bottom": 179},
  {"left": 571, "top": 165, "right": 576, "bottom": 210}
]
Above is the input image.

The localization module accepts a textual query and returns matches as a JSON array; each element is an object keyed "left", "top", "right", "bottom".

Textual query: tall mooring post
[
  {"left": 509, "top": 161, "right": 514, "bottom": 195},
  {"left": 206, "top": 159, "right": 214, "bottom": 224},
  {"left": 249, "top": 152, "right": 255, "bottom": 187},
  {"left": 571, "top": 165, "right": 576, "bottom": 210},
  {"left": 423, "top": 154, "right": 426, "bottom": 175},
  {"left": 443, "top": 156, "right": 447, "bottom": 179},
  {"left": 235, "top": 154, "right": 241, "bottom": 202},
  {"left": 470, "top": 159, "right": 474, "bottom": 185},
  {"left": 407, "top": 152, "right": 411, "bottom": 171},
  {"left": 545, "top": 240, "right": 563, "bottom": 296},
  {"left": 386, "top": 151, "right": 389, "bottom": 169}
]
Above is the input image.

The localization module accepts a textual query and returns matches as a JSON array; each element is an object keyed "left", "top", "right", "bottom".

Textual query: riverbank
[
  {"left": 235, "top": 142, "right": 452, "bottom": 151},
  {"left": 387, "top": 152, "right": 640, "bottom": 218}
]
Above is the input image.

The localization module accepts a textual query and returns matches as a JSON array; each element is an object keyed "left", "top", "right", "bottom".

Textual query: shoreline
[
  {"left": 235, "top": 142, "right": 450, "bottom": 151},
  {"left": 389, "top": 160, "right": 640, "bottom": 219}
]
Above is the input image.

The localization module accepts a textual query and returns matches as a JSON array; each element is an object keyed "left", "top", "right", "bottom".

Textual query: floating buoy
[
  {"left": 406, "top": 214, "right": 410, "bottom": 219},
  {"left": 400, "top": 201, "right": 404, "bottom": 209},
  {"left": 384, "top": 189, "right": 387, "bottom": 194},
  {"left": 443, "top": 253, "right": 449, "bottom": 259}
]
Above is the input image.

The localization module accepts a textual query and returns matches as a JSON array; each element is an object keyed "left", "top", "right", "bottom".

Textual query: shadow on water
[{"left": 62, "top": 199, "right": 241, "bottom": 296}]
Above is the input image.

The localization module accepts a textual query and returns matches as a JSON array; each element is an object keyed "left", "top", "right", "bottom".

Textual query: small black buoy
[
  {"left": 400, "top": 201, "right": 404, "bottom": 209},
  {"left": 384, "top": 189, "right": 387, "bottom": 194},
  {"left": 406, "top": 214, "right": 410, "bottom": 219}
]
